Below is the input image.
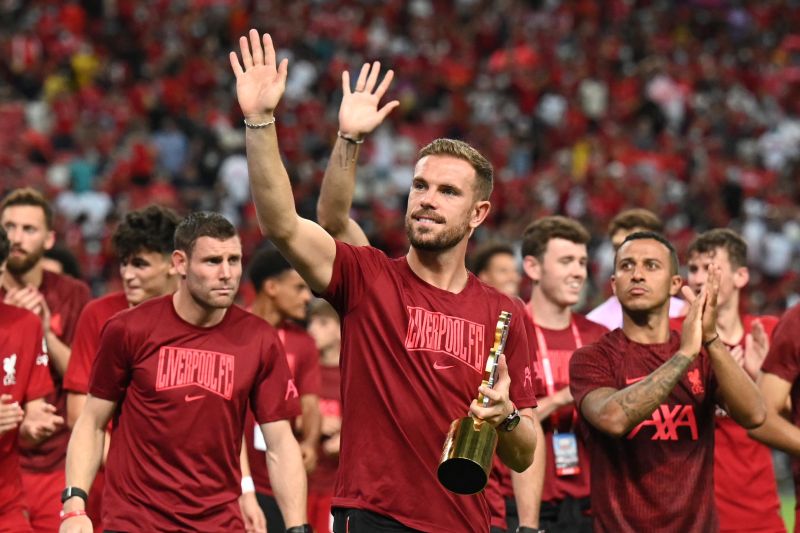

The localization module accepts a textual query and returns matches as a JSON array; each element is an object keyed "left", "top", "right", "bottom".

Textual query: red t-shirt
[
  {"left": 5, "top": 270, "right": 91, "bottom": 472},
  {"left": 570, "top": 329, "right": 718, "bottom": 532},
  {"left": 322, "top": 241, "right": 538, "bottom": 533},
  {"left": 89, "top": 296, "right": 301, "bottom": 531},
  {"left": 0, "top": 303, "right": 53, "bottom": 515},
  {"left": 761, "top": 304, "right": 800, "bottom": 531},
  {"left": 308, "top": 364, "right": 342, "bottom": 495},
  {"left": 245, "top": 321, "right": 322, "bottom": 495},
  {"left": 671, "top": 314, "right": 784, "bottom": 532},
  {"left": 531, "top": 313, "right": 608, "bottom": 503},
  {"left": 63, "top": 292, "right": 129, "bottom": 394}
]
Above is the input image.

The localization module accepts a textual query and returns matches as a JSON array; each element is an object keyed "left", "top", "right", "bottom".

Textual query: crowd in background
[{"left": 1, "top": 0, "right": 799, "bottom": 312}]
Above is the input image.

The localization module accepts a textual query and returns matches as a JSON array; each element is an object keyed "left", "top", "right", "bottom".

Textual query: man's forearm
[
  {"left": 300, "top": 395, "right": 321, "bottom": 447},
  {"left": 534, "top": 388, "right": 571, "bottom": 419},
  {"left": 497, "top": 409, "right": 537, "bottom": 472},
  {"left": 599, "top": 353, "right": 694, "bottom": 436},
  {"left": 245, "top": 123, "right": 300, "bottom": 241},
  {"left": 266, "top": 437, "right": 307, "bottom": 527},
  {"left": 512, "top": 414, "right": 545, "bottom": 527},
  {"left": 64, "top": 414, "right": 106, "bottom": 507},
  {"left": 318, "top": 138, "right": 359, "bottom": 234},
  {"left": 45, "top": 331, "right": 70, "bottom": 376},
  {"left": 749, "top": 410, "right": 800, "bottom": 455},
  {"left": 707, "top": 339, "right": 766, "bottom": 428}
]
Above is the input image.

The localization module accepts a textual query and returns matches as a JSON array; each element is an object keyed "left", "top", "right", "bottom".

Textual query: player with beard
[
  {"left": 230, "top": 32, "right": 538, "bottom": 533},
  {"left": 61, "top": 205, "right": 181, "bottom": 532},
  {"left": 569, "top": 231, "right": 765, "bottom": 532},
  {"left": 0, "top": 226, "right": 64, "bottom": 532},
  {"left": 515, "top": 217, "right": 608, "bottom": 532},
  {"left": 59, "top": 212, "right": 309, "bottom": 533},
  {"left": 245, "top": 248, "right": 322, "bottom": 533},
  {"left": 0, "top": 188, "right": 90, "bottom": 533}
]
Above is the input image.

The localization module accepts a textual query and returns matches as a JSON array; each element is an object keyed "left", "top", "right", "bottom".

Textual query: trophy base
[{"left": 437, "top": 417, "right": 498, "bottom": 495}]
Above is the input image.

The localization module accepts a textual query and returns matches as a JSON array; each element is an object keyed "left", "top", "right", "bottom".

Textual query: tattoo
[
  {"left": 336, "top": 139, "right": 360, "bottom": 170},
  {"left": 615, "top": 353, "right": 694, "bottom": 428}
]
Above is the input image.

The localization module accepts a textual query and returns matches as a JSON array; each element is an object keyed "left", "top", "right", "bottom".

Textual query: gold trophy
[{"left": 437, "top": 311, "right": 512, "bottom": 495}]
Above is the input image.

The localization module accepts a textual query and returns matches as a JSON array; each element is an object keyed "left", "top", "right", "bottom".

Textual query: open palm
[
  {"left": 339, "top": 61, "right": 400, "bottom": 138},
  {"left": 229, "top": 30, "right": 287, "bottom": 120}
]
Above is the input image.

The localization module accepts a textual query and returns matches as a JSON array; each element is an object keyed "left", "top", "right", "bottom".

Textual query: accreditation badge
[{"left": 553, "top": 432, "right": 580, "bottom": 476}]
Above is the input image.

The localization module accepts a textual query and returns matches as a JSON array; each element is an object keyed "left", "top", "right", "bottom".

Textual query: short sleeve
[
  {"left": 762, "top": 309, "right": 800, "bottom": 385},
  {"left": 24, "top": 318, "right": 53, "bottom": 402},
  {"left": 294, "top": 335, "right": 322, "bottom": 396},
  {"left": 251, "top": 333, "right": 302, "bottom": 424},
  {"left": 570, "top": 343, "right": 615, "bottom": 411},
  {"left": 321, "top": 240, "right": 387, "bottom": 315},
  {"left": 63, "top": 305, "right": 100, "bottom": 394},
  {"left": 506, "top": 299, "right": 537, "bottom": 409},
  {"left": 89, "top": 318, "right": 132, "bottom": 402}
]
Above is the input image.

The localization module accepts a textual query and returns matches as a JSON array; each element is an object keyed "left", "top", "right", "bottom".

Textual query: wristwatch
[
  {"left": 500, "top": 406, "right": 521, "bottom": 432},
  {"left": 61, "top": 486, "right": 88, "bottom": 504}
]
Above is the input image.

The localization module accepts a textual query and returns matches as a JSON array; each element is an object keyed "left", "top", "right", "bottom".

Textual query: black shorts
[{"left": 332, "top": 507, "right": 423, "bottom": 533}]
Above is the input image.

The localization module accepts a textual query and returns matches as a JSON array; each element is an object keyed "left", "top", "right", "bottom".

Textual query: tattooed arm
[
  {"left": 317, "top": 61, "right": 398, "bottom": 246},
  {"left": 579, "top": 352, "right": 696, "bottom": 438}
]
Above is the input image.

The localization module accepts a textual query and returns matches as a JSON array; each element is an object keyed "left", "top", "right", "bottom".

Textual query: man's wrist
[
  {"left": 62, "top": 497, "right": 86, "bottom": 512},
  {"left": 337, "top": 131, "right": 365, "bottom": 144},
  {"left": 703, "top": 333, "right": 720, "bottom": 348},
  {"left": 516, "top": 526, "right": 545, "bottom": 533},
  {"left": 286, "top": 525, "right": 313, "bottom": 533},
  {"left": 244, "top": 112, "right": 275, "bottom": 123}
]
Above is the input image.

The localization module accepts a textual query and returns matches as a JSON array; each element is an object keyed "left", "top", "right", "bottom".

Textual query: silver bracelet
[
  {"left": 243, "top": 116, "right": 277, "bottom": 129},
  {"left": 337, "top": 130, "right": 364, "bottom": 144}
]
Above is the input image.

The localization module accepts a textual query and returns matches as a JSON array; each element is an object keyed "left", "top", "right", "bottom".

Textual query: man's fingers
[
  {"left": 229, "top": 52, "right": 244, "bottom": 78},
  {"left": 342, "top": 70, "right": 351, "bottom": 94},
  {"left": 377, "top": 100, "right": 400, "bottom": 120},
  {"left": 239, "top": 35, "right": 253, "bottom": 68},
  {"left": 375, "top": 69, "right": 395, "bottom": 98},
  {"left": 355, "top": 62, "right": 370, "bottom": 91},
  {"left": 365, "top": 61, "right": 381, "bottom": 91},
  {"left": 262, "top": 33, "right": 276, "bottom": 69},
  {"left": 277, "top": 58, "right": 289, "bottom": 84},
  {"left": 249, "top": 29, "right": 263, "bottom": 66},
  {"left": 680, "top": 285, "right": 696, "bottom": 304}
]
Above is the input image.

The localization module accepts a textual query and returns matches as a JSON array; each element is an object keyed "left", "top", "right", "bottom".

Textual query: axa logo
[
  {"left": 627, "top": 404, "right": 698, "bottom": 441},
  {"left": 3, "top": 354, "right": 17, "bottom": 386}
]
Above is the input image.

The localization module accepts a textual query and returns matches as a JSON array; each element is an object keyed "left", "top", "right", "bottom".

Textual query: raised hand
[
  {"left": 743, "top": 319, "right": 769, "bottom": 380},
  {"left": 229, "top": 30, "right": 288, "bottom": 122},
  {"left": 700, "top": 263, "right": 721, "bottom": 342},
  {"left": 680, "top": 283, "right": 707, "bottom": 357},
  {"left": 339, "top": 62, "right": 400, "bottom": 139}
]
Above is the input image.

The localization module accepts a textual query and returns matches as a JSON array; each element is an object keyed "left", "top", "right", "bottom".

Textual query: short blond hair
[{"left": 417, "top": 138, "right": 493, "bottom": 201}]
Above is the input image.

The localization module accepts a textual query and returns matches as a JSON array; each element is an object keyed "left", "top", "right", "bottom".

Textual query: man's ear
[
  {"left": 669, "top": 274, "right": 684, "bottom": 297},
  {"left": 732, "top": 266, "right": 749, "bottom": 290},
  {"left": 172, "top": 250, "right": 188, "bottom": 278},
  {"left": 522, "top": 255, "right": 542, "bottom": 284}
]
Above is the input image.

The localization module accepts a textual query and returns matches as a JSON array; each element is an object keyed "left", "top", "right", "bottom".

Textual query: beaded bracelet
[
  {"left": 337, "top": 131, "right": 364, "bottom": 144},
  {"left": 243, "top": 116, "right": 277, "bottom": 129}
]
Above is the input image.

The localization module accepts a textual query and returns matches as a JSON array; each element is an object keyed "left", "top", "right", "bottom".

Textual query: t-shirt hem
[
  {"left": 26, "top": 383, "right": 54, "bottom": 402},
  {"left": 61, "top": 379, "right": 88, "bottom": 394}
]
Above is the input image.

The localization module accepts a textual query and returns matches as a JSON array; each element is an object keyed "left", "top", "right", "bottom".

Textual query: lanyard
[{"left": 526, "top": 305, "right": 583, "bottom": 428}]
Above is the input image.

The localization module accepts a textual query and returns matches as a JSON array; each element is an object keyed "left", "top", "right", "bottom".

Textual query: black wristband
[
  {"left": 516, "top": 527, "right": 545, "bottom": 533},
  {"left": 286, "top": 525, "right": 313, "bottom": 533},
  {"left": 60, "top": 486, "right": 88, "bottom": 504},
  {"left": 703, "top": 333, "right": 720, "bottom": 348}
]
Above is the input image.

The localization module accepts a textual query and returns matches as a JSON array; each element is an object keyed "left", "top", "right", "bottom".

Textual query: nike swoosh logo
[
  {"left": 184, "top": 394, "right": 206, "bottom": 402},
  {"left": 433, "top": 361, "right": 454, "bottom": 370},
  {"left": 625, "top": 376, "right": 646, "bottom": 385}
]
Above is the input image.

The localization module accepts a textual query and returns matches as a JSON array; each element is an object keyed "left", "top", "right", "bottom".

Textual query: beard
[
  {"left": 405, "top": 211, "right": 471, "bottom": 252},
  {"left": 6, "top": 247, "right": 45, "bottom": 275}
]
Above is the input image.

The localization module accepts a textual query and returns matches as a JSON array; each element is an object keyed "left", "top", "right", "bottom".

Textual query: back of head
[
  {"left": 113, "top": 205, "right": 182, "bottom": 261},
  {"left": 417, "top": 138, "right": 494, "bottom": 201},
  {"left": 687, "top": 228, "right": 747, "bottom": 269},
  {"left": 0, "top": 187, "right": 54, "bottom": 230},
  {"left": 469, "top": 241, "right": 515, "bottom": 276},
  {"left": 0, "top": 226, "right": 8, "bottom": 265},
  {"left": 608, "top": 208, "right": 663, "bottom": 239},
  {"left": 248, "top": 248, "right": 293, "bottom": 292},
  {"left": 617, "top": 231, "right": 679, "bottom": 275},
  {"left": 521, "top": 216, "right": 590, "bottom": 259},
  {"left": 43, "top": 246, "right": 83, "bottom": 279},
  {"left": 174, "top": 212, "right": 237, "bottom": 257}
]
